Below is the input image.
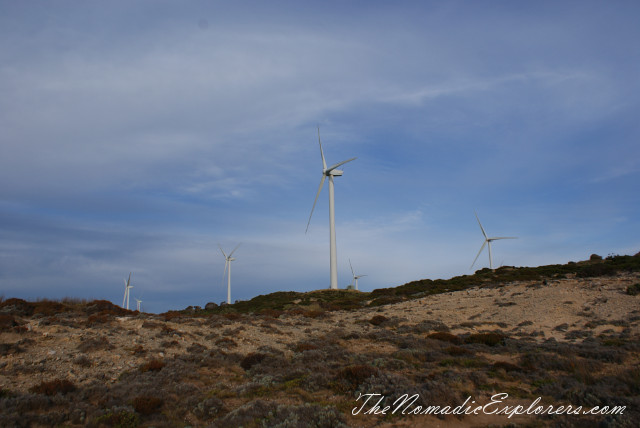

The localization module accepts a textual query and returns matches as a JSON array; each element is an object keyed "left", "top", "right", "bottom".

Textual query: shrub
[
  {"left": 626, "top": 283, "right": 640, "bottom": 296},
  {"left": 222, "top": 312, "right": 242, "bottom": 321},
  {"left": 0, "top": 315, "right": 18, "bottom": 332},
  {"left": 94, "top": 409, "right": 139, "bottom": 428},
  {"left": 259, "top": 309, "right": 283, "bottom": 318},
  {"left": 428, "top": 332, "right": 462, "bottom": 344},
  {"left": 465, "top": 332, "right": 506, "bottom": 347},
  {"left": 368, "top": 315, "right": 389, "bottom": 326},
  {"left": 29, "top": 379, "right": 76, "bottom": 396},
  {"left": 73, "top": 354, "right": 92, "bottom": 367},
  {"left": 209, "top": 400, "right": 348, "bottom": 428},
  {"left": 492, "top": 361, "right": 522, "bottom": 372},
  {"left": 0, "top": 298, "right": 35, "bottom": 316},
  {"left": 193, "top": 397, "right": 224, "bottom": 419},
  {"left": 294, "top": 343, "right": 319, "bottom": 353},
  {"left": 77, "top": 336, "right": 112, "bottom": 353},
  {"left": 139, "top": 359, "right": 165, "bottom": 373},
  {"left": 241, "top": 353, "right": 267, "bottom": 371},
  {"left": 335, "top": 365, "right": 379, "bottom": 392},
  {"left": 132, "top": 395, "right": 163, "bottom": 415},
  {"left": 445, "top": 345, "right": 472, "bottom": 356},
  {"left": 302, "top": 310, "right": 325, "bottom": 318},
  {"left": 215, "top": 337, "right": 237, "bottom": 349}
]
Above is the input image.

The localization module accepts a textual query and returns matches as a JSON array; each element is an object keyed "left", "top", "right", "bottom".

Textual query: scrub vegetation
[{"left": 0, "top": 253, "right": 638, "bottom": 427}]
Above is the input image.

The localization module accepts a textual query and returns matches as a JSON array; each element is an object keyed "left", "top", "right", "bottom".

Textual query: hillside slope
[{"left": 1, "top": 255, "right": 639, "bottom": 427}]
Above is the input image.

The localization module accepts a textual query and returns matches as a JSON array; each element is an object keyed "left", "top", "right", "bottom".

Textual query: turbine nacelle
[{"left": 327, "top": 169, "right": 343, "bottom": 176}]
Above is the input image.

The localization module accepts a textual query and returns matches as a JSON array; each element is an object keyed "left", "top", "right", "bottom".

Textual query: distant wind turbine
[
  {"left": 135, "top": 297, "right": 142, "bottom": 312},
  {"left": 122, "top": 272, "right": 133, "bottom": 310},
  {"left": 219, "top": 243, "right": 241, "bottom": 304},
  {"left": 349, "top": 259, "right": 367, "bottom": 291},
  {"left": 470, "top": 212, "right": 517, "bottom": 270},
  {"left": 306, "top": 127, "right": 356, "bottom": 290}
]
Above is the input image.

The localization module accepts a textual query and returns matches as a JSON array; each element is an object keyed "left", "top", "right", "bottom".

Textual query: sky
[{"left": 1, "top": 1, "right": 639, "bottom": 313}]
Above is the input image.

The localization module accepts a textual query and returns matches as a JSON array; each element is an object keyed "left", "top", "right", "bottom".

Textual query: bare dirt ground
[{"left": 1, "top": 272, "right": 638, "bottom": 427}]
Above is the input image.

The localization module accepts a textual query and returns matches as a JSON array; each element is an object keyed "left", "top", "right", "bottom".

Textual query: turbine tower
[
  {"left": 470, "top": 212, "right": 517, "bottom": 270},
  {"left": 219, "top": 243, "right": 241, "bottom": 304},
  {"left": 122, "top": 272, "right": 133, "bottom": 310},
  {"left": 349, "top": 259, "right": 367, "bottom": 291},
  {"left": 306, "top": 127, "right": 356, "bottom": 290}
]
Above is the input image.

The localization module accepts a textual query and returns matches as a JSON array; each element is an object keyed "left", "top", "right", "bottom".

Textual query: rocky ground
[{"left": 1, "top": 272, "right": 639, "bottom": 427}]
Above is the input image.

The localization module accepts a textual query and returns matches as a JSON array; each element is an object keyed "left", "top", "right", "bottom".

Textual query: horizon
[{"left": 1, "top": 1, "right": 639, "bottom": 313}]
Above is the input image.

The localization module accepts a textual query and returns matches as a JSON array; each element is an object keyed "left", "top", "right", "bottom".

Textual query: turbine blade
[
  {"left": 475, "top": 212, "right": 488, "bottom": 239},
  {"left": 349, "top": 259, "right": 355, "bottom": 277},
  {"left": 317, "top": 126, "right": 327, "bottom": 171},
  {"left": 218, "top": 244, "right": 227, "bottom": 259},
  {"left": 491, "top": 237, "right": 518, "bottom": 240},
  {"left": 470, "top": 240, "right": 487, "bottom": 270},
  {"left": 306, "top": 175, "right": 326, "bottom": 233},
  {"left": 222, "top": 261, "right": 228, "bottom": 285},
  {"left": 229, "top": 243, "right": 241, "bottom": 258},
  {"left": 326, "top": 157, "right": 356, "bottom": 172}
]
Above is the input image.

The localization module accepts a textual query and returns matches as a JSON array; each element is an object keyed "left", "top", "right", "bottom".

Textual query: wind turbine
[
  {"left": 135, "top": 297, "right": 143, "bottom": 312},
  {"left": 122, "top": 272, "right": 133, "bottom": 310},
  {"left": 219, "top": 243, "right": 241, "bottom": 304},
  {"left": 470, "top": 212, "right": 517, "bottom": 270},
  {"left": 306, "top": 127, "right": 356, "bottom": 290},
  {"left": 349, "top": 259, "right": 367, "bottom": 291}
]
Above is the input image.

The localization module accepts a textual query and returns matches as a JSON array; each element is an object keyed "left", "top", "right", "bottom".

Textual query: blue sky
[{"left": 1, "top": 1, "right": 639, "bottom": 313}]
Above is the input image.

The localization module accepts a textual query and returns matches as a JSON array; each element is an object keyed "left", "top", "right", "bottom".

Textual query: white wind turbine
[
  {"left": 122, "top": 272, "right": 133, "bottom": 310},
  {"left": 349, "top": 259, "right": 367, "bottom": 291},
  {"left": 470, "top": 212, "right": 517, "bottom": 270},
  {"left": 306, "top": 127, "right": 356, "bottom": 290},
  {"left": 219, "top": 243, "right": 241, "bottom": 304},
  {"left": 135, "top": 297, "right": 143, "bottom": 312}
]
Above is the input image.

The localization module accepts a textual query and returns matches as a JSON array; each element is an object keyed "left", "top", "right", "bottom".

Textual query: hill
[{"left": 0, "top": 253, "right": 639, "bottom": 427}]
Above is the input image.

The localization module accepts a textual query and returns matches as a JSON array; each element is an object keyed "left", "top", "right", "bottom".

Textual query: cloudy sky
[{"left": 1, "top": 1, "right": 639, "bottom": 313}]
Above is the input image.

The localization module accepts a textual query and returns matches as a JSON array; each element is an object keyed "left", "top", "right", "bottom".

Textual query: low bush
[
  {"left": 214, "top": 337, "right": 237, "bottom": 349},
  {"left": 0, "top": 314, "right": 18, "bottom": 331},
  {"left": 335, "top": 365, "right": 378, "bottom": 392},
  {"left": 29, "top": 379, "right": 76, "bottom": 396},
  {"left": 132, "top": 395, "right": 163, "bottom": 415},
  {"left": 369, "top": 315, "right": 389, "bottom": 326},
  {"left": 74, "top": 354, "right": 92, "bottom": 367},
  {"left": 428, "top": 331, "right": 462, "bottom": 344},
  {"left": 492, "top": 361, "right": 522, "bottom": 372},
  {"left": 626, "top": 283, "right": 640, "bottom": 296},
  {"left": 77, "top": 336, "right": 113, "bottom": 353},
  {"left": 465, "top": 332, "right": 506, "bottom": 347},
  {"left": 293, "top": 342, "right": 318, "bottom": 353},
  {"left": 139, "top": 359, "right": 165, "bottom": 373},
  {"left": 240, "top": 353, "right": 267, "bottom": 371},
  {"left": 94, "top": 408, "right": 139, "bottom": 428}
]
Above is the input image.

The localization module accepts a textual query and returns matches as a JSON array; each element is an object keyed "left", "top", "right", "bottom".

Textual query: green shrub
[{"left": 626, "top": 283, "right": 640, "bottom": 296}]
